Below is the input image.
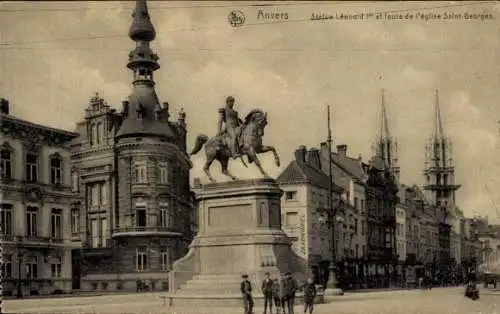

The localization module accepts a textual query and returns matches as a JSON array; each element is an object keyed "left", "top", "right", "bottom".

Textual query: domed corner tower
[{"left": 112, "top": 0, "right": 193, "bottom": 291}]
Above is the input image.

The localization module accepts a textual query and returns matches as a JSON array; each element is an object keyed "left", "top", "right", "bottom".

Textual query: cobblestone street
[{"left": 4, "top": 287, "right": 500, "bottom": 314}]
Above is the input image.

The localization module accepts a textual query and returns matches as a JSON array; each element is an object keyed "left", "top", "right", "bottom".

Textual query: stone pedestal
[{"left": 168, "top": 178, "right": 313, "bottom": 307}]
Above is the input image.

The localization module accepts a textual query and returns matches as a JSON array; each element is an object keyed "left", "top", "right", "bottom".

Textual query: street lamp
[{"left": 317, "top": 204, "right": 345, "bottom": 296}]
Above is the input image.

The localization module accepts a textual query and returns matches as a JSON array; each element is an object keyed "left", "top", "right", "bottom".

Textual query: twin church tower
[{"left": 375, "top": 88, "right": 459, "bottom": 212}]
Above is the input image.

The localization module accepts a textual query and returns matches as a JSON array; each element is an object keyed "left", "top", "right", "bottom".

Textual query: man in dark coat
[
  {"left": 283, "top": 272, "right": 298, "bottom": 314},
  {"left": 241, "top": 274, "right": 254, "bottom": 314},
  {"left": 302, "top": 278, "right": 317, "bottom": 314},
  {"left": 261, "top": 272, "right": 274, "bottom": 314},
  {"left": 272, "top": 278, "right": 282, "bottom": 314}
]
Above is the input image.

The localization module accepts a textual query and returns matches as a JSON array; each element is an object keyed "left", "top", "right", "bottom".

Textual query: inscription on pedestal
[{"left": 208, "top": 204, "right": 252, "bottom": 229}]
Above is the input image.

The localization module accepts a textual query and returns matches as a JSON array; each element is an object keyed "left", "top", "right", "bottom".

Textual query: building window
[
  {"left": 26, "top": 206, "right": 38, "bottom": 237},
  {"left": 1, "top": 203, "right": 13, "bottom": 235},
  {"left": 134, "top": 161, "right": 147, "bottom": 183},
  {"left": 50, "top": 208, "right": 62, "bottom": 239},
  {"left": 87, "top": 182, "right": 106, "bottom": 207},
  {"left": 100, "top": 182, "right": 108, "bottom": 205},
  {"left": 285, "top": 212, "right": 299, "bottom": 228},
  {"left": 90, "top": 219, "right": 100, "bottom": 248},
  {"left": 50, "top": 156, "right": 62, "bottom": 185},
  {"left": 91, "top": 124, "right": 97, "bottom": 146},
  {"left": 0, "top": 148, "right": 13, "bottom": 179},
  {"left": 26, "top": 256, "right": 38, "bottom": 279},
  {"left": 158, "top": 162, "right": 168, "bottom": 184},
  {"left": 72, "top": 171, "right": 79, "bottom": 192},
  {"left": 51, "top": 257, "right": 62, "bottom": 278},
  {"left": 135, "top": 200, "right": 147, "bottom": 227},
  {"left": 354, "top": 218, "right": 358, "bottom": 234},
  {"left": 96, "top": 123, "right": 103, "bottom": 144},
  {"left": 285, "top": 191, "right": 297, "bottom": 201},
  {"left": 136, "top": 246, "right": 148, "bottom": 271},
  {"left": 71, "top": 208, "right": 80, "bottom": 235},
  {"left": 160, "top": 246, "right": 169, "bottom": 271},
  {"left": 354, "top": 197, "right": 359, "bottom": 210},
  {"left": 101, "top": 218, "right": 109, "bottom": 246},
  {"left": 25, "top": 153, "right": 38, "bottom": 182},
  {"left": 2, "top": 255, "right": 12, "bottom": 278},
  {"left": 159, "top": 202, "right": 171, "bottom": 228}
]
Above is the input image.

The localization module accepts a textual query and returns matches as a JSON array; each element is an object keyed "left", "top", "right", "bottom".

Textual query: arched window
[{"left": 0, "top": 143, "right": 13, "bottom": 180}]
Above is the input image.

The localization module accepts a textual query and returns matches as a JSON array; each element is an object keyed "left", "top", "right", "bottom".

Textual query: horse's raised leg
[
  {"left": 258, "top": 145, "right": 280, "bottom": 167},
  {"left": 203, "top": 152, "right": 217, "bottom": 183},
  {"left": 248, "top": 147, "right": 270, "bottom": 178},
  {"left": 220, "top": 156, "right": 238, "bottom": 181}
]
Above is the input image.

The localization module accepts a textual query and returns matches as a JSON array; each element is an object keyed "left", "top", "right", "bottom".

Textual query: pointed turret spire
[
  {"left": 116, "top": 0, "right": 177, "bottom": 140},
  {"left": 129, "top": 0, "right": 156, "bottom": 42}
]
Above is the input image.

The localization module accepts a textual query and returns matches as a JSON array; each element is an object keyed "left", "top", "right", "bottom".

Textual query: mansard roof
[
  {"left": 1, "top": 111, "right": 79, "bottom": 146},
  {"left": 277, "top": 160, "right": 343, "bottom": 192}
]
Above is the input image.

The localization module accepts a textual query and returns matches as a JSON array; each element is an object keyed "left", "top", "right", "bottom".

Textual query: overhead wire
[{"left": 0, "top": 1, "right": 495, "bottom": 48}]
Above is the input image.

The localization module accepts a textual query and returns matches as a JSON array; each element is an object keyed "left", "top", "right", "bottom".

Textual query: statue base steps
[{"left": 168, "top": 179, "right": 313, "bottom": 308}]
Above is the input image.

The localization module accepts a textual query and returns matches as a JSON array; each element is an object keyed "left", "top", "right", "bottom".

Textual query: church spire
[
  {"left": 374, "top": 89, "right": 399, "bottom": 182},
  {"left": 423, "top": 89, "right": 460, "bottom": 208},
  {"left": 433, "top": 89, "right": 445, "bottom": 140}
]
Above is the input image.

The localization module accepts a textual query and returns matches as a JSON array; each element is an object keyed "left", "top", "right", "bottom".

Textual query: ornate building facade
[
  {"left": 0, "top": 98, "right": 80, "bottom": 296},
  {"left": 70, "top": 0, "right": 194, "bottom": 292}
]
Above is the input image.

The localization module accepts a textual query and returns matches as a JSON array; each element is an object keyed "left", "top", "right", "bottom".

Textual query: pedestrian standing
[
  {"left": 302, "top": 278, "right": 316, "bottom": 314},
  {"left": 261, "top": 272, "right": 274, "bottom": 314},
  {"left": 241, "top": 274, "right": 254, "bottom": 314},
  {"left": 272, "top": 278, "right": 282, "bottom": 314},
  {"left": 283, "top": 272, "right": 298, "bottom": 314}
]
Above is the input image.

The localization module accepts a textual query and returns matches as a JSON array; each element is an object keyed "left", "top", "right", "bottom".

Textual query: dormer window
[{"left": 50, "top": 155, "right": 62, "bottom": 185}]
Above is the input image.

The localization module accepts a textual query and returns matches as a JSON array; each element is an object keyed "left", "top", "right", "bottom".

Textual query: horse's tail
[{"left": 190, "top": 134, "right": 209, "bottom": 155}]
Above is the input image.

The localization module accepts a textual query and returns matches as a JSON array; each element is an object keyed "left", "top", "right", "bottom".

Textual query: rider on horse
[{"left": 218, "top": 96, "right": 244, "bottom": 159}]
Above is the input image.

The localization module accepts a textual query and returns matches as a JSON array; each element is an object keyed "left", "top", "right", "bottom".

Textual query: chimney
[
  {"left": 294, "top": 145, "right": 307, "bottom": 163},
  {"left": 306, "top": 148, "right": 321, "bottom": 169},
  {"left": 0, "top": 98, "right": 9, "bottom": 115},
  {"left": 337, "top": 144, "right": 347, "bottom": 157}
]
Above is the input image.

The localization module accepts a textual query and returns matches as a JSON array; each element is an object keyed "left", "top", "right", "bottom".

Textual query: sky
[{"left": 1, "top": 1, "right": 500, "bottom": 222}]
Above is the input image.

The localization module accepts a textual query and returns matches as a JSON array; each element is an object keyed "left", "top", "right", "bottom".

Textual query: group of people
[{"left": 240, "top": 272, "right": 318, "bottom": 314}]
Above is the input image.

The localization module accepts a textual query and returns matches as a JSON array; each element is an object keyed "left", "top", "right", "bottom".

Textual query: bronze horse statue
[{"left": 190, "top": 109, "right": 280, "bottom": 183}]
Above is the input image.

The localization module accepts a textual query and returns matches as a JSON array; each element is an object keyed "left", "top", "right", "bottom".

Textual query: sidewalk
[{"left": 4, "top": 285, "right": 457, "bottom": 301}]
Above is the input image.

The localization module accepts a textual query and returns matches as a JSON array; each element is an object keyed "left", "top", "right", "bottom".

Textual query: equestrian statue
[{"left": 190, "top": 96, "right": 281, "bottom": 183}]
